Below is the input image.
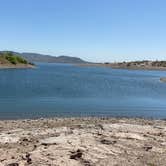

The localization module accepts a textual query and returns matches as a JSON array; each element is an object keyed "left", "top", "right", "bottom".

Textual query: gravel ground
[{"left": 0, "top": 117, "right": 166, "bottom": 166}]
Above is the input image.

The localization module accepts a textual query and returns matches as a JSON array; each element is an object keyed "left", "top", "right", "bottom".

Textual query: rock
[
  {"left": 20, "top": 137, "right": 29, "bottom": 142},
  {"left": 41, "top": 137, "right": 61, "bottom": 145},
  {"left": 160, "top": 77, "right": 166, "bottom": 83},
  {"left": 81, "top": 159, "right": 94, "bottom": 166},
  {"left": 153, "top": 126, "right": 164, "bottom": 129},
  {"left": 97, "top": 124, "right": 104, "bottom": 130},
  {"left": 22, "top": 153, "right": 32, "bottom": 164},
  {"left": 0, "top": 134, "right": 19, "bottom": 143},
  {"left": 7, "top": 163, "right": 19, "bottom": 166},
  {"left": 26, "top": 153, "right": 32, "bottom": 164},
  {"left": 143, "top": 146, "right": 152, "bottom": 151},
  {"left": 40, "top": 135, "right": 72, "bottom": 145},
  {"left": 112, "top": 132, "right": 146, "bottom": 140},
  {"left": 161, "top": 142, "right": 166, "bottom": 146},
  {"left": 100, "top": 139, "right": 117, "bottom": 145},
  {"left": 102, "top": 123, "right": 154, "bottom": 134},
  {"left": 70, "top": 149, "right": 83, "bottom": 160}
]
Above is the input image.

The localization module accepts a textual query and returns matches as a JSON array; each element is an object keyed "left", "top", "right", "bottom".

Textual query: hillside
[
  {"left": 20, "top": 52, "right": 87, "bottom": 64},
  {"left": 0, "top": 51, "right": 87, "bottom": 64},
  {"left": 0, "top": 52, "right": 34, "bottom": 69}
]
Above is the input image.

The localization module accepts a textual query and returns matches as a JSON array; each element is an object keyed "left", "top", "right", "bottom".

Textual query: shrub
[
  {"left": 16, "top": 56, "right": 28, "bottom": 64},
  {"left": 5, "top": 54, "right": 17, "bottom": 64},
  {"left": 2, "top": 52, "right": 28, "bottom": 64}
]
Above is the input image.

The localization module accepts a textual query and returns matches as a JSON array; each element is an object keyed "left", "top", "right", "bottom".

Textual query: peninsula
[
  {"left": 80, "top": 60, "right": 166, "bottom": 71},
  {"left": 0, "top": 52, "right": 34, "bottom": 69}
]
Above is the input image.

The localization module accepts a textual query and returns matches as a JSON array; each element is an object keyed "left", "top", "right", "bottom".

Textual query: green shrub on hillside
[
  {"left": 6, "top": 55, "right": 17, "bottom": 64},
  {"left": 16, "top": 56, "right": 28, "bottom": 64},
  {"left": 1, "top": 52, "right": 28, "bottom": 64}
]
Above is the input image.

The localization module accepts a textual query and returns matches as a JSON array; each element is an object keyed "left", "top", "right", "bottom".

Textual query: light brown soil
[
  {"left": 0, "top": 64, "right": 34, "bottom": 69},
  {"left": 0, "top": 118, "right": 166, "bottom": 166}
]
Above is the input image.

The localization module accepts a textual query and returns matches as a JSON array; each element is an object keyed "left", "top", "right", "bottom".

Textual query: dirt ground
[{"left": 0, "top": 117, "right": 165, "bottom": 166}]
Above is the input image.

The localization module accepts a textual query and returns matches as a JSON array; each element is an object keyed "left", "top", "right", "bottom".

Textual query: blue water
[{"left": 0, "top": 63, "right": 166, "bottom": 119}]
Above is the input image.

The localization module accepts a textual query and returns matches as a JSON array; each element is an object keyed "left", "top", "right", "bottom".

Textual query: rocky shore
[
  {"left": 0, "top": 117, "right": 166, "bottom": 166},
  {"left": 160, "top": 77, "right": 166, "bottom": 83},
  {"left": 0, "top": 64, "right": 34, "bottom": 69},
  {"left": 78, "top": 61, "right": 166, "bottom": 71}
]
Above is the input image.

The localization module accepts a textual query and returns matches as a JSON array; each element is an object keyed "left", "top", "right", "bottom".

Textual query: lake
[{"left": 0, "top": 63, "right": 166, "bottom": 119}]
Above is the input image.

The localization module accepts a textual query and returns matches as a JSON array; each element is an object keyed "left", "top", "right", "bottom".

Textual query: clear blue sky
[{"left": 0, "top": 0, "right": 165, "bottom": 62}]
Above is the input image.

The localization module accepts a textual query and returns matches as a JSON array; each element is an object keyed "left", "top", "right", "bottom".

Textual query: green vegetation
[{"left": 0, "top": 52, "right": 29, "bottom": 65}]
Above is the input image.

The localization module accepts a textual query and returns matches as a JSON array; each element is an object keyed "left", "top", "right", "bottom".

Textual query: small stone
[
  {"left": 26, "top": 153, "right": 32, "bottom": 164},
  {"left": 161, "top": 142, "right": 166, "bottom": 146},
  {"left": 143, "top": 146, "right": 152, "bottom": 151},
  {"left": 100, "top": 139, "right": 117, "bottom": 145},
  {"left": 7, "top": 163, "right": 19, "bottom": 166},
  {"left": 70, "top": 149, "right": 83, "bottom": 160}
]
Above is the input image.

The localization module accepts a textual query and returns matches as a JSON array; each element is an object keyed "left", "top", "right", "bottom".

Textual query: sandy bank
[
  {"left": 0, "top": 117, "right": 166, "bottom": 166},
  {"left": 0, "top": 64, "right": 35, "bottom": 69}
]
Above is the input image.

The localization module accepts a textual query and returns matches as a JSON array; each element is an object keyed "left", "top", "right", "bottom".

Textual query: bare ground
[
  {"left": 0, "top": 64, "right": 34, "bottom": 69},
  {"left": 0, "top": 118, "right": 166, "bottom": 166}
]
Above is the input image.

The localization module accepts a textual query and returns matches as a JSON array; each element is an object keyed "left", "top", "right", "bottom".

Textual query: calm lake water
[{"left": 0, "top": 63, "right": 166, "bottom": 119}]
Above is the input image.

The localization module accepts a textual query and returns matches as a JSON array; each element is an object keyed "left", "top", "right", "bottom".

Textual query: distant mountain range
[{"left": 0, "top": 51, "right": 87, "bottom": 64}]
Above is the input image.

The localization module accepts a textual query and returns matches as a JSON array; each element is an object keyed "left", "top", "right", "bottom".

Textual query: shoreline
[
  {"left": 0, "top": 116, "right": 165, "bottom": 121},
  {"left": 77, "top": 63, "right": 166, "bottom": 71},
  {"left": 0, "top": 64, "right": 35, "bottom": 69},
  {"left": 0, "top": 117, "right": 166, "bottom": 165}
]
